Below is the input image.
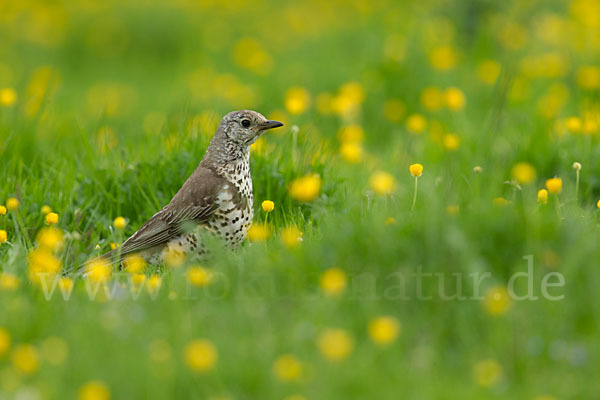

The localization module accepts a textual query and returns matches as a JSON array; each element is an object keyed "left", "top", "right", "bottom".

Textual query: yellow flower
[
  {"left": 232, "top": 37, "right": 273, "bottom": 76},
  {"left": 0, "top": 272, "right": 19, "bottom": 290},
  {"left": 12, "top": 345, "right": 40, "bottom": 375},
  {"left": 289, "top": 174, "right": 322, "bottom": 202},
  {"left": 247, "top": 224, "right": 271, "bottom": 242},
  {"left": 36, "top": 227, "right": 64, "bottom": 252},
  {"left": 511, "top": 162, "right": 536, "bottom": 184},
  {"left": 281, "top": 226, "right": 302, "bottom": 248},
  {"left": 285, "top": 86, "right": 311, "bottom": 115},
  {"left": 6, "top": 197, "right": 19, "bottom": 211},
  {"left": 317, "top": 329, "right": 354, "bottom": 361},
  {"left": 338, "top": 125, "right": 365, "bottom": 144},
  {"left": 565, "top": 117, "right": 582, "bottom": 133},
  {"left": 273, "top": 354, "right": 303, "bottom": 382},
  {"left": 130, "top": 273, "right": 146, "bottom": 287},
  {"left": 428, "top": 45, "right": 458, "bottom": 70},
  {"left": 0, "top": 205, "right": 7, "bottom": 215},
  {"left": 483, "top": 286, "right": 512, "bottom": 315},
  {"left": 183, "top": 339, "right": 218, "bottom": 373},
  {"left": 538, "top": 189, "right": 549, "bottom": 204},
  {"left": 187, "top": 266, "right": 213, "bottom": 287},
  {"left": 86, "top": 259, "right": 112, "bottom": 284},
  {"left": 545, "top": 178, "right": 562, "bottom": 194},
  {"left": 409, "top": 163, "right": 423, "bottom": 177},
  {"left": 368, "top": 316, "right": 401, "bottom": 345},
  {"left": 109, "top": 242, "right": 119, "bottom": 250},
  {"left": 473, "top": 359, "right": 503, "bottom": 387},
  {"left": 123, "top": 254, "right": 146, "bottom": 273},
  {"left": 45, "top": 212, "right": 59, "bottom": 225},
  {"left": 147, "top": 274, "right": 162, "bottom": 294},
  {"left": 41, "top": 205, "right": 52, "bottom": 215},
  {"left": 78, "top": 381, "right": 111, "bottom": 400},
  {"left": 444, "top": 87, "right": 466, "bottom": 110},
  {"left": 58, "top": 277, "right": 74, "bottom": 292},
  {"left": 28, "top": 249, "right": 62, "bottom": 286},
  {"left": 420, "top": 87, "right": 444, "bottom": 111},
  {"left": 261, "top": 200, "right": 274, "bottom": 212},
  {"left": 0, "top": 88, "right": 17, "bottom": 107},
  {"left": 385, "top": 217, "right": 396, "bottom": 225},
  {"left": 473, "top": 166, "right": 483, "bottom": 173},
  {"left": 493, "top": 197, "right": 509, "bottom": 206},
  {"left": 340, "top": 141, "right": 363, "bottom": 163},
  {"left": 383, "top": 99, "right": 405, "bottom": 122},
  {"left": 320, "top": 268, "right": 347, "bottom": 296},
  {"left": 113, "top": 216, "right": 126, "bottom": 230},
  {"left": 41, "top": 336, "right": 69, "bottom": 366},
  {"left": 0, "top": 230, "right": 6, "bottom": 244},
  {"left": 0, "top": 327, "right": 11, "bottom": 356},
  {"left": 477, "top": 60, "right": 501, "bottom": 84},
  {"left": 597, "top": 199, "right": 600, "bottom": 209},
  {"left": 576, "top": 65, "right": 600, "bottom": 90},
  {"left": 405, "top": 114, "right": 427, "bottom": 134},
  {"left": 369, "top": 171, "right": 396, "bottom": 195},
  {"left": 443, "top": 133, "right": 460, "bottom": 151}
]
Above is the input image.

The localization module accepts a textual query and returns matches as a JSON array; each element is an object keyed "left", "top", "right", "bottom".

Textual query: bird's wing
[{"left": 117, "top": 166, "right": 227, "bottom": 256}]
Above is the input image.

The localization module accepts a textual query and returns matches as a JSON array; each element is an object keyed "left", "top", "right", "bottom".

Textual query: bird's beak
[{"left": 259, "top": 120, "right": 284, "bottom": 131}]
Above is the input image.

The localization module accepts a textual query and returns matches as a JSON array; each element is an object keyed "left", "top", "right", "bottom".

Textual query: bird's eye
[{"left": 241, "top": 119, "right": 251, "bottom": 128}]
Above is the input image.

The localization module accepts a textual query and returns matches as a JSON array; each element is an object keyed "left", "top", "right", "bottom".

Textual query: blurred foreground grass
[{"left": 1, "top": 0, "right": 600, "bottom": 399}]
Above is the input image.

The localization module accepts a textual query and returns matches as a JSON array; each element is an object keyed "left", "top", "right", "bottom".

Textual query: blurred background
[{"left": 1, "top": 0, "right": 600, "bottom": 399}]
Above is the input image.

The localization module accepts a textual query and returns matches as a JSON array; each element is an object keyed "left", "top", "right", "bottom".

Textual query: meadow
[{"left": 1, "top": 0, "right": 600, "bottom": 398}]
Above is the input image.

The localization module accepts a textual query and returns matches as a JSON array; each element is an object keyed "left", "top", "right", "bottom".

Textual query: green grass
[{"left": 1, "top": 0, "right": 599, "bottom": 398}]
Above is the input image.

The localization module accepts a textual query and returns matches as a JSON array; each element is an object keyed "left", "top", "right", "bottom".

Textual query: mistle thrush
[{"left": 104, "top": 110, "right": 283, "bottom": 265}]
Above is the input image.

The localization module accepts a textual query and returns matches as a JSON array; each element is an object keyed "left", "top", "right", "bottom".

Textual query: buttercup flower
[
  {"left": 285, "top": 86, "right": 311, "bottom": 115},
  {"left": 78, "top": 381, "right": 110, "bottom": 400},
  {"left": 317, "top": 329, "right": 354, "bottom": 361},
  {"left": 545, "top": 178, "right": 562, "bottom": 194},
  {"left": 538, "top": 189, "right": 549, "bottom": 204},
  {"left": 41, "top": 205, "right": 52, "bottom": 215},
  {"left": 187, "top": 266, "right": 213, "bottom": 287},
  {"left": 12, "top": 345, "right": 40, "bottom": 375},
  {"left": 123, "top": 254, "right": 147, "bottom": 273},
  {"left": 0, "top": 88, "right": 17, "bottom": 107},
  {"left": 483, "top": 286, "right": 512, "bottom": 315},
  {"left": 86, "top": 259, "right": 112, "bottom": 284},
  {"left": 443, "top": 133, "right": 460, "bottom": 151},
  {"left": 369, "top": 171, "right": 396, "bottom": 195},
  {"left": 444, "top": 87, "right": 466, "bottom": 110},
  {"left": 261, "top": 200, "right": 274, "bottom": 212},
  {"left": 183, "top": 339, "right": 218, "bottom": 372},
  {"left": 511, "top": 162, "right": 536, "bottom": 184},
  {"left": 0, "top": 230, "right": 7, "bottom": 244},
  {"left": 406, "top": 114, "right": 427, "bottom": 134},
  {"left": 6, "top": 197, "right": 19, "bottom": 211},
  {"left": 0, "top": 272, "right": 19, "bottom": 290},
  {"left": 273, "top": 354, "right": 303, "bottom": 382},
  {"left": 281, "top": 226, "right": 302, "bottom": 248},
  {"left": 45, "top": 212, "right": 59, "bottom": 225},
  {"left": 113, "top": 217, "right": 127, "bottom": 230},
  {"left": 409, "top": 163, "right": 423, "bottom": 177},
  {"left": 368, "top": 316, "right": 401, "bottom": 345},
  {"left": 340, "top": 141, "right": 363, "bottom": 163},
  {"left": 247, "top": 224, "right": 270, "bottom": 242},
  {"left": 320, "top": 268, "right": 347, "bottom": 296},
  {"left": 0, "top": 205, "right": 6, "bottom": 215},
  {"left": 289, "top": 174, "right": 322, "bottom": 202}
]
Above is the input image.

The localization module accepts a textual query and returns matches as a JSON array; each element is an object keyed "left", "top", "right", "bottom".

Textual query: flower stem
[
  {"left": 575, "top": 170, "right": 580, "bottom": 202},
  {"left": 411, "top": 177, "right": 419, "bottom": 212}
]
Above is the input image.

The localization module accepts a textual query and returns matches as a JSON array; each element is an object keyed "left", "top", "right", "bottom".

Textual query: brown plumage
[{"left": 100, "top": 110, "right": 283, "bottom": 265}]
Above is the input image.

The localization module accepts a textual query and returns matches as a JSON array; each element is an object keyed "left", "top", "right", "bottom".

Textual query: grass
[{"left": 1, "top": 0, "right": 600, "bottom": 398}]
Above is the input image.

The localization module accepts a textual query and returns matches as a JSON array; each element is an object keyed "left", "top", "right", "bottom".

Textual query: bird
[{"left": 101, "top": 110, "right": 283, "bottom": 266}]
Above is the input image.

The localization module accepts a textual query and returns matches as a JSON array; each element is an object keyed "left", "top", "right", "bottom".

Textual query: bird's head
[{"left": 217, "top": 110, "right": 283, "bottom": 147}]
